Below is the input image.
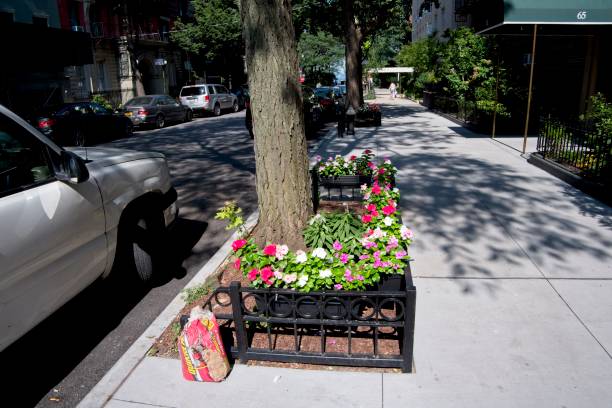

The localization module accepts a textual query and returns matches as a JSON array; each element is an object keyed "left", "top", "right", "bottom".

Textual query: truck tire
[{"left": 118, "top": 207, "right": 165, "bottom": 283}]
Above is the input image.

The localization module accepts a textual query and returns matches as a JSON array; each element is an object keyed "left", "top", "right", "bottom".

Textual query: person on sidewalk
[{"left": 389, "top": 82, "right": 397, "bottom": 98}]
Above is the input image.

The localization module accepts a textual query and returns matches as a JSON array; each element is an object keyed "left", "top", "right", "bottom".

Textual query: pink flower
[
  {"left": 340, "top": 253, "right": 349, "bottom": 264},
  {"left": 395, "top": 250, "right": 407, "bottom": 259},
  {"left": 334, "top": 284, "right": 343, "bottom": 290},
  {"left": 361, "top": 214, "right": 372, "bottom": 223},
  {"left": 232, "top": 239, "right": 247, "bottom": 251},
  {"left": 386, "top": 237, "right": 399, "bottom": 252},
  {"left": 247, "top": 268, "right": 258, "bottom": 281},
  {"left": 363, "top": 241, "right": 376, "bottom": 249},
  {"left": 382, "top": 205, "right": 396, "bottom": 216},
  {"left": 263, "top": 244, "right": 277, "bottom": 256},
  {"left": 366, "top": 203, "right": 377, "bottom": 212},
  {"left": 333, "top": 241, "right": 343, "bottom": 251},
  {"left": 344, "top": 269, "right": 354, "bottom": 282},
  {"left": 372, "top": 184, "right": 381, "bottom": 195},
  {"left": 260, "top": 266, "right": 274, "bottom": 285},
  {"left": 359, "top": 254, "right": 370, "bottom": 260},
  {"left": 373, "top": 251, "right": 381, "bottom": 260},
  {"left": 357, "top": 275, "right": 365, "bottom": 281},
  {"left": 275, "top": 244, "right": 289, "bottom": 260},
  {"left": 367, "top": 161, "right": 374, "bottom": 168},
  {"left": 378, "top": 168, "right": 385, "bottom": 175},
  {"left": 371, "top": 210, "right": 379, "bottom": 217},
  {"left": 373, "top": 260, "right": 383, "bottom": 268},
  {"left": 234, "top": 258, "right": 241, "bottom": 270}
]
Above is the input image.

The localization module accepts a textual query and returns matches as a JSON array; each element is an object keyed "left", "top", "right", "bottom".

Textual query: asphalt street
[{"left": 1, "top": 110, "right": 260, "bottom": 407}]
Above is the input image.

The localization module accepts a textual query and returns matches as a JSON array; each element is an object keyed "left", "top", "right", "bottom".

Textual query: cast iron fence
[
  {"left": 203, "top": 265, "right": 416, "bottom": 372},
  {"left": 432, "top": 95, "right": 479, "bottom": 124},
  {"left": 537, "top": 116, "right": 612, "bottom": 181}
]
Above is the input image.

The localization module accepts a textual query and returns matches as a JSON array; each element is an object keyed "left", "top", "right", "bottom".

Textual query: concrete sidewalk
[{"left": 81, "top": 96, "right": 612, "bottom": 408}]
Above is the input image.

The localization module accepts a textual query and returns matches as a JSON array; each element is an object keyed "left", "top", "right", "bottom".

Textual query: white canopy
[{"left": 368, "top": 67, "right": 414, "bottom": 74}]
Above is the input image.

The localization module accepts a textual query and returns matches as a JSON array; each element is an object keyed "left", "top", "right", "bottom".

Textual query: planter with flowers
[
  {"left": 205, "top": 157, "right": 416, "bottom": 372},
  {"left": 312, "top": 150, "right": 397, "bottom": 209},
  {"left": 356, "top": 103, "right": 382, "bottom": 126}
]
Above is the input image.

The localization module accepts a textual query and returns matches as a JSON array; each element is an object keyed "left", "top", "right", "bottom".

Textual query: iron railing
[
  {"left": 432, "top": 95, "right": 479, "bottom": 124},
  {"left": 202, "top": 265, "right": 416, "bottom": 372},
  {"left": 537, "top": 116, "right": 612, "bottom": 181}
]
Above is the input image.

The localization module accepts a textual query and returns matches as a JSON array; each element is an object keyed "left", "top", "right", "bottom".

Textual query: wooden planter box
[{"left": 206, "top": 264, "right": 416, "bottom": 372}]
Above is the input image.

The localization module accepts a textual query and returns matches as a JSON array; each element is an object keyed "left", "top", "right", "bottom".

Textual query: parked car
[
  {"left": 0, "top": 104, "right": 178, "bottom": 351},
  {"left": 121, "top": 95, "right": 192, "bottom": 129},
  {"left": 33, "top": 102, "right": 134, "bottom": 147},
  {"left": 314, "top": 87, "right": 336, "bottom": 119},
  {"left": 245, "top": 86, "right": 322, "bottom": 138},
  {"left": 179, "top": 84, "right": 239, "bottom": 116},
  {"left": 231, "top": 85, "right": 249, "bottom": 110}
]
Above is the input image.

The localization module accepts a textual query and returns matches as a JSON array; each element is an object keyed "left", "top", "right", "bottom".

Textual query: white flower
[
  {"left": 400, "top": 225, "right": 414, "bottom": 240},
  {"left": 383, "top": 216, "right": 394, "bottom": 227},
  {"left": 312, "top": 247, "right": 327, "bottom": 259},
  {"left": 319, "top": 269, "right": 332, "bottom": 278},
  {"left": 297, "top": 274, "right": 309, "bottom": 287},
  {"left": 309, "top": 214, "right": 323, "bottom": 225},
  {"left": 283, "top": 273, "right": 297, "bottom": 284},
  {"left": 276, "top": 244, "right": 289, "bottom": 260},
  {"left": 393, "top": 188, "right": 399, "bottom": 193},
  {"left": 295, "top": 250, "right": 308, "bottom": 264},
  {"left": 344, "top": 163, "right": 349, "bottom": 168},
  {"left": 384, "top": 159, "right": 391, "bottom": 164},
  {"left": 360, "top": 184, "right": 368, "bottom": 191},
  {"left": 274, "top": 270, "right": 284, "bottom": 279}
]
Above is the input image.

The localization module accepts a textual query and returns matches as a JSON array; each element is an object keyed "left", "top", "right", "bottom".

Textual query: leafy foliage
[
  {"left": 215, "top": 201, "right": 246, "bottom": 236},
  {"left": 171, "top": 0, "right": 241, "bottom": 62},
  {"left": 92, "top": 94, "right": 113, "bottom": 110},
  {"left": 303, "top": 212, "right": 365, "bottom": 253},
  {"left": 298, "top": 31, "right": 344, "bottom": 80}
]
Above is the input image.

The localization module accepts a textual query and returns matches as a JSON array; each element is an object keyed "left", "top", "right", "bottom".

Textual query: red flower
[
  {"left": 247, "top": 268, "right": 258, "bottom": 281},
  {"left": 260, "top": 266, "right": 274, "bottom": 285},
  {"left": 372, "top": 184, "right": 381, "bottom": 195},
  {"left": 382, "top": 205, "right": 396, "bottom": 216},
  {"left": 371, "top": 210, "right": 379, "bottom": 217},
  {"left": 378, "top": 168, "right": 385, "bottom": 174},
  {"left": 366, "top": 203, "right": 377, "bottom": 212},
  {"left": 232, "top": 239, "right": 247, "bottom": 252},
  {"left": 263, "top": 245, "right": 277, "bottom": 256},
  {"left": 367, "top": 162, "right": 375, "bottom": 168},
  {"left": 350, "top": 155, "right": 357, "bottom": 161},
  {"left": 234, "top": 258, "right": 241, "bottom": 270},
  {"left": 361, "top": 214, "right": 372, "bottom": 223},
  {"left": 364, "top": 149, "right": 372, "bottom": 154}
]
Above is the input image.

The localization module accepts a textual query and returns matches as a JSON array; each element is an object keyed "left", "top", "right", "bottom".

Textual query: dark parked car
[
  {"left": 314, "top": 87, "right": 336, "bottom": 119},
  {"left": 245, "top": 86, "right": 322, "bottom": 139},
  {"left": 34, "top": 102, "right": 133, "bottom": 146},
  {"left": 122, "top": 95, "right": 193, "bottom": 129},
  {"left": 231, "top": 85, "right": 249, "bottom": 110}
]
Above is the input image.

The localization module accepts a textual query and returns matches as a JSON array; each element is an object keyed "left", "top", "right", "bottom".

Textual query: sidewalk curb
[{"left": 77, "top": 211, "right": 259, "bottom": 408}]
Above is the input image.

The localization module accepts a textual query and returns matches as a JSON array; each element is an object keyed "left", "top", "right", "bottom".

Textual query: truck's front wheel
[{"left": 119, "top": 209, "right": 165, "bottom": 283}]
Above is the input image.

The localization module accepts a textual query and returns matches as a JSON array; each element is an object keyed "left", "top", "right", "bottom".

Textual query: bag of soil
[{"left": 178, "top": 305, "right": 230, "bottom": 382}]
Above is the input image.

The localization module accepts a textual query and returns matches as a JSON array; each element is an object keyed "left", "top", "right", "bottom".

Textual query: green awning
[{"left": 504, "top": 0, "right": 612, "bottom": 24}]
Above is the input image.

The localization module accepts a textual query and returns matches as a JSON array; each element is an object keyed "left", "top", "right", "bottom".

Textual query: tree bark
[
  {"left": 240, "top": 0, "right": 312, "bottom": 248},
  {"left": 345, "top": 0, "right": 363, "bottom": 110}
]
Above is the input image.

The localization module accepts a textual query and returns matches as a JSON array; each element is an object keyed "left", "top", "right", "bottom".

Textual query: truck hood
[{"left": 67, "top": 147, "right": 165, "bottom": 168}]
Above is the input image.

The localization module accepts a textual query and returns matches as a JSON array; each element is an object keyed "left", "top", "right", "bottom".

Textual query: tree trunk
[
  {"left": 345, "top": 0, "right": 363, "bottom": 110},
  {"left": 240, "top": 0, "right": 312, "bottom": 248}
]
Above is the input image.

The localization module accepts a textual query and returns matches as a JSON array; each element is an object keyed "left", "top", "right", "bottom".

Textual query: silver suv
[
  {"left": 0, "top": 104, "right": 178, "bottom": 351},
  {"left": 179, "top": 84, "right": 239, "bottom": 116}
]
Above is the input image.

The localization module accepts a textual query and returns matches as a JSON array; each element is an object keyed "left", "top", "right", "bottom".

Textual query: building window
[
  {"left": 97, "top": 63, "right": 107, "bottom": 92},
  {"left": 32, "top": 16, "right": 48, "bottom": 27},
  {"left": 0, "top": 11, "right": 14, "bottom": 24}
]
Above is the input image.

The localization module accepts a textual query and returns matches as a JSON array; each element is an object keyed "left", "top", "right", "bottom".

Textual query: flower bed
[
  {"left": 198, "top": 156, "right": 416, "bottom": 372},
  {"left": 312, "top": 151, "right": 397, "bottom": 209},
  {"left": 356, "top": 103, "right": 382, "bottom": 127}
]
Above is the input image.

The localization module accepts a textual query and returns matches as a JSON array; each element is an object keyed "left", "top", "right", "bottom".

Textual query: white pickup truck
[{"left": 0, "top": 104, "right": 178, "bottom": 351}]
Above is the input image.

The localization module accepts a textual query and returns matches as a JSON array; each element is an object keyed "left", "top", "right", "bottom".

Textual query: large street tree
[{"left": 240, "top": 0, "right": 312, "bottom": 247}]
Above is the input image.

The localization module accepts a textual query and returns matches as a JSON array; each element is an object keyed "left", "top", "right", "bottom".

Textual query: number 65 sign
[{"left": 577, "top": 10, "right": 588, "bottom": 20}]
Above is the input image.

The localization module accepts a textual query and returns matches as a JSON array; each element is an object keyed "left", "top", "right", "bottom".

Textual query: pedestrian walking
[{"left": 389, "top": 82, "right": 397, "bottom": 98}]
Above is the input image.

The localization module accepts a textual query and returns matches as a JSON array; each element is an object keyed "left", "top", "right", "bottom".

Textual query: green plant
[
  {"left": 215, "top": 200, "right": 246, "bottom": 237},
  {"left": 182, "top": 284, "right": 211, "bottom": 304},
  {"left": 303, "top": 211, "right": 364, "bottom": 253},
  {"left": 92, "top": 94, "right": 113, "bottom": 110}
]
